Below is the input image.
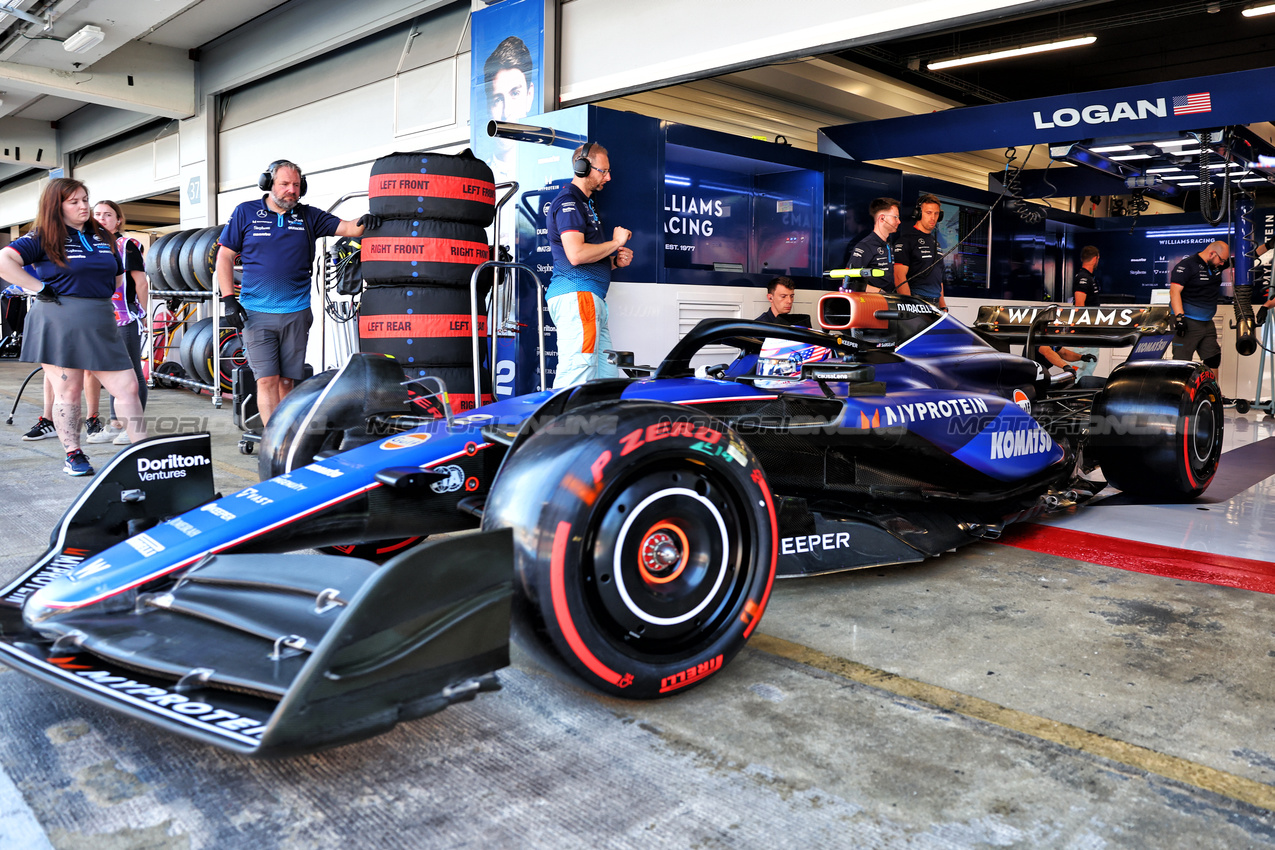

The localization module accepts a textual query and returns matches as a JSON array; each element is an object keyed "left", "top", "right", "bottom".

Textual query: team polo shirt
[
  {"left": 894, "top": 225, "right": 944, "bottom": 301},
  {"left": 1169, "top": 253, "right": 1222, "bottom": 321},
  {"left": 843, "top": 231, "right": 895, "bottom": 292},
  {"left": 9, "top": 226, "right": 123, "bottom": 298},
  {"left": 1073, "top": 267, "right": 1100, "bottom": 307},
  {"left": 220, "top": 196, "right": 341, "bottom": 314},
  {"left": 546, "top": 183, "right": 611, "bottom": 301}
]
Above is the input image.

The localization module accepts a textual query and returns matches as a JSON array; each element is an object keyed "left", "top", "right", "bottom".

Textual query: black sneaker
[
  {"left": 64, "top": 450, "right": 94, "bottom": 477},
  {"left": 85, "top": 415, "right": 104, "bottom": 439},
  {"left": 21, "top": 416, "right": 55, "bottom": 441}
]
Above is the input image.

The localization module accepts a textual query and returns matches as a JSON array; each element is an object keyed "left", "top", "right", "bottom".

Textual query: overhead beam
[
  {"left": 0, "top": 116, "right": 56, "bottom": 166},
  {"left": 0, "top": 42, "right": 195, "bottom": 119},
  {"left": 823, "top": 65, "right": 1275, "bottom": 161}
]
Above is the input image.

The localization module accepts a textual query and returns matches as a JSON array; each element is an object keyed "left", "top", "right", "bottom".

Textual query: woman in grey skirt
[{"left": 0, "top": 177, "right": 148, "bottom": 477}]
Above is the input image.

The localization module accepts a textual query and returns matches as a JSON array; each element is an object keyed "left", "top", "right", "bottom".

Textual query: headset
[
  {"left": 572, "top": 142, "right": 595, "bottom": 178},
  {"left": 258, "top": 160, "right": 308, "bottom": 196},
  {"left": 912, "top": 196, "right": 944, "bottom": 223}
]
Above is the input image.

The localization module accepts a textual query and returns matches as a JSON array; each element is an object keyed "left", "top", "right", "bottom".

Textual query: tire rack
[
  {"left": 470, "top": 259, "right": 547, "bottom": 398},
  {"left": 475, "top": 183, "right": 550, "bottom": 396},
  {"left": 146, "top": 287, "right": 224, "bottom": 409},
  {"left": 315, "top": 190, "right": 369, "bottom": 374}
]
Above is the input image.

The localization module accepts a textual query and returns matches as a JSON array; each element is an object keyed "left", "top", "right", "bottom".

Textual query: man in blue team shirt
[
  {"left": 545, "top": 142, "right": 634, "bottom": 388},
  {"left": 1169, "top": 240, "right": 1230, "bottom": 371},
  {"left": 216, "top": 160, "right": 370, "bottom": 424}
]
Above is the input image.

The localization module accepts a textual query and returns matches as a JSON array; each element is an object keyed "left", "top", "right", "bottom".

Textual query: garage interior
[{"left": 1, "top": 0, "right": 1275, "bottom": 847}]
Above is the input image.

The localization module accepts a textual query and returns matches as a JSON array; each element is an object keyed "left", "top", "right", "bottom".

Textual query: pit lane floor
[{"left": 0, "top": 359, "right": 1273, "bottom": 849}]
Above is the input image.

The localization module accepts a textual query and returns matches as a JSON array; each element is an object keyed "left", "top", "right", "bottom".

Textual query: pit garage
[{"left": 1, "top": 2, "right": 1275, "bottom": 848}]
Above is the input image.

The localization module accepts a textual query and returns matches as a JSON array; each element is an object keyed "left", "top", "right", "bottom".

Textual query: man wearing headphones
[
  {"left": 216, "top": 160, "right": 373, "bottom": 425},
  {"left": 894, "top": 194, "right": 947, "bottom": 309},
  {"left": 545, "top": 142, "right": 634, "bottom": 388},
  {"left": 1169, "top": 240, "right": 1231, "bottom": 371}
]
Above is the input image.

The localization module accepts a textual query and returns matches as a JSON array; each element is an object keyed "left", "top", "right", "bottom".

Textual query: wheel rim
[
  {"left": 1190, "top": 397, "right": 1217, "bottom": 465},
  {"left": 587, "top": 464, "right": 750, "bottom": 654}
]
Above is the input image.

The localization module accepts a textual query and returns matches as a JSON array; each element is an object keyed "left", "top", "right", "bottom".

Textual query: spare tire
[
  {"left": 368, "top": 149, "right": 496, "bottom": 226},
  {"left": 178, "top": 226, "right": 217, "bottom": 291},
  {"left": 177, "top": 316, "right": 212, "bottom": 384},
  {"left": 144, "top": 232, "right": 176, "bottom": 292},
  {"left": 161, "top": 229, "right": 196, "bottom": 293},
  {"left": 188, "top": 226, "right": 222, "bottom": 292},
  {"left": 360, "top": 219, "right": 489, "bottom": 286},
  {"left": 205, "top": 327, "right": 247, "bottom": 394}
]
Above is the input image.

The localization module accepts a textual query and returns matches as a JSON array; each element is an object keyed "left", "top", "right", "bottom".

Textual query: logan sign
[{"left": 1033, "top": 98, "right": 1166, "bottom": 130}]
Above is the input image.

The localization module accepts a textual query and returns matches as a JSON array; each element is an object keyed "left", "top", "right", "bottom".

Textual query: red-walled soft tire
[
  {"left": 1088, "top": 360, "right": 1223, "bottom": 500},
  {"left": 483, "top": 401, "right": 778, "bottom": 699}
]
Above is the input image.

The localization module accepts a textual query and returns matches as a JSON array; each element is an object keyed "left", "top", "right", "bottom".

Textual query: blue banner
[{"left": 823, "top": 66, "right": 1275, "bottom": 161}]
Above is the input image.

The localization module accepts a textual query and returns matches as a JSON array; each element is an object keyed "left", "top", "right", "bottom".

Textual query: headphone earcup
[
  {"left": 299, "top": 175, "right": 308, "bottom": 197},
  {"left": 258, "top": 171, "right": 272, "bottom": 192},
  {"left": 572, "top": 141, "right": 593, "bottom": 178}
]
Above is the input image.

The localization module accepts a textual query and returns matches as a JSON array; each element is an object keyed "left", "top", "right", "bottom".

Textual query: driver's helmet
[{"left": 755, "top": 338, "right": 834, "bottom": 389}]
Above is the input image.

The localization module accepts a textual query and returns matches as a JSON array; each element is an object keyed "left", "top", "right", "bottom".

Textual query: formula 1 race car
[{"left": 0, "top": 293, "right": 1221, "bottom": 756}]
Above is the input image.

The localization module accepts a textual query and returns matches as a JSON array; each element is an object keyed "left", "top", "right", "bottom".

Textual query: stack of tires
[
  {"left": 144, "top": 226, "right": 225, "bottom": 293},
  {"left": 146, "top": 225, "right": 245, "bottom": 394},
  {"left": 359, "top": 149, "right": 496, "bottom": 412}
]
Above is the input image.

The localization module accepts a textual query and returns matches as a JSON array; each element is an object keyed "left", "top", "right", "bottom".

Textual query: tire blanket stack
[{"left": 359, "top": 149, "right": 496, "bottom": 411}]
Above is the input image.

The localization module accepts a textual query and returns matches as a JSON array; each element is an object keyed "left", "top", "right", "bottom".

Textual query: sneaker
[
  {"left": 112, "top": 430, "right": 131, "bottom": 446},
  {"left": 87, "top": 425, "right": 119, "bottom": 444},
  {"left": 85, "top": 415, "right": 104, "bottom": 439},
  {"left": 21, "top": 417, "right": 55, "bottom": 441},
  {"left": 64, "top": 450, "right": 94, "bottom": 477}
]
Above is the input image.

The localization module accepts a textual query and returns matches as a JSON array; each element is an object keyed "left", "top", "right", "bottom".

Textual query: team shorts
[
  {"left": 243, "top": 308, "right": 312, "bottom": 380},
  {"left": 1171, "top": 317, "right": 1220, "bottom": 366}
]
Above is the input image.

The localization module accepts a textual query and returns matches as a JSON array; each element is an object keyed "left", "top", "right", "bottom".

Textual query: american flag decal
[{"left": 1172, "top": 93, "right": 1211, "bottom": 115}]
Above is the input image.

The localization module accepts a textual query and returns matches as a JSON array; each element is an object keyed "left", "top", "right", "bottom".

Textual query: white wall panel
[
  {"left": 74, "top": 138, "right": 182, "bottom": 206},
  {"left": 0, "top": 177, "right": 44, "bottom": 229},
  {"left": 217, "top": 54, "right": 471, "bottom": 202},
  {"left": 560, "top": 0, "right": 1077, "bottom": 104}
]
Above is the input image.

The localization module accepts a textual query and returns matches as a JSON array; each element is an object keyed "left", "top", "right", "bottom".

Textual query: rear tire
[
  {"left": 1089, "top": 361, "right": 1222, "bottom": 500},
  {"left": 483, "top": 401, "right": 778, "bottom": 698}
]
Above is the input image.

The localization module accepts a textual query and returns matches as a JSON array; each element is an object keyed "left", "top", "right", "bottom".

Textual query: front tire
[
  {"left": 1088, "top": 360, "right": 1222, "bottom": 500},
  {"left": 483, "top": 401, "right": 777, "bottom": 698}
]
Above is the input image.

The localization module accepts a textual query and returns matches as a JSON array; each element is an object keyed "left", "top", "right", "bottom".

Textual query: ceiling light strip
[{"left": 926, "top": 36, "right": 1097, "bottom": 71}]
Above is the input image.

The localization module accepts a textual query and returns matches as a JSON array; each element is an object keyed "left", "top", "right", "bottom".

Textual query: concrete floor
[{"left": 0, "top": 357, "right": 1273, "bottom": 849}]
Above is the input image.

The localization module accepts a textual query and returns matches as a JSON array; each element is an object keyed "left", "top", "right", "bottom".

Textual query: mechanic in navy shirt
[
  {"left": 1070, "top": 245, "right": 1101, "bottom": 377},
  {"left": 545, "top": 142, "right": 633, "bottom": 388},
  {"left": 0, "top": 178, "right": 148, "bottom": 476},
  {"left": 842, "top": 197, "right": 900, "bottom": 294},
  {"left": 215, "top": 160, "right": 370, "bottom": 425},
  {"left": 894, "top": 194, "right": 947, "bottom": 309},
  {"left": 1169, "top": 240, "right": 1230, "bottom": 370}
]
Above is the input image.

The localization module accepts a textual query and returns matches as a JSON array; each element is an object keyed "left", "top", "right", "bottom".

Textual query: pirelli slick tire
[
  {"left": 482, "top": 401, "right": 778, "bottom": 699},
  {"left": 177, "top": 317, "right": 214, "bottom": 386},
  {"left": 159, "top": 229, "right": 196, "bottom": 292},
  {"left": 188, "top": 225, "right": 222, "bottom": 291},
  {"left": 1088, "top": 360, "right": 1222, "bottom": 500},
  {"left": 144, "top": 231, "right": 179, "bottom": 291},
  {"left": 368, "top": 150, "right": 496, "bottom": 226},
  {"left": 360, "top": 219, "right": 490, "bottom": 286}
]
